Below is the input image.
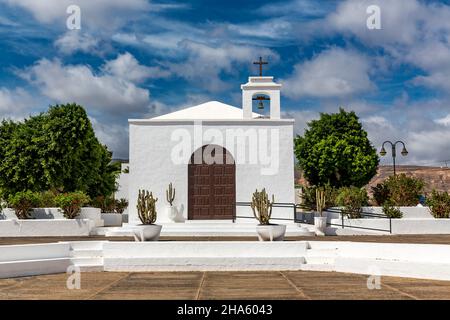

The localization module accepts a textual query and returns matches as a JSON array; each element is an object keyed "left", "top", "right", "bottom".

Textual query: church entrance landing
[{"left": 188, "top": 145, "right": 236, "bottom": 220}]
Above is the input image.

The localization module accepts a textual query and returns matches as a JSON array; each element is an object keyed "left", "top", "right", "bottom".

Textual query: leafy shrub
[
  {"left": 8, "top": 191, "right": 41, "bottom": 219},
  {"left": 371, "top": 183, "right": 390, "bottom": 206},
  {"left": 91, "top": 195, "right": 115, "bottom": 213},
  {"left": 115, "top": 198, "right": 129, "bottom": 214},
  {"left": 383, "top": 174, "right": 424, "bottom": 206},
  {"left": 426, "top": 190, "right": 450, "bottom": 218},
  {"left": 299, "top": 185, "right": 338, "bottom": 210},
  {"left": 38, "top": 190, "right": 57, "bottom": 207},
  {"left": 382, "top": 201, "right": 403, "bottom": 218},
  {"left": 55, "top": 191, "right": 90, "bottom": 219},
  {"left": 91, "top": 196, "right": 128, "bottom": 213},
  {"left": 336, "top": 187, "right": 369, "bottom": 219}
]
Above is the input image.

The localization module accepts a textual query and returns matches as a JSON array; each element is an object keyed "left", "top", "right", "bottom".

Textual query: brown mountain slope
[
  {"left": 296, "top": 165, "right": 450, "bottom": 194},
  {"left": 367, "top": 165, "right": 450, "bottom": 194}
]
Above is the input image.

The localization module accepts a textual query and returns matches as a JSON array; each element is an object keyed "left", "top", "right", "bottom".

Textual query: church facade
[{"left": 128, "top": 73, "right": 295, "bottom": 224}]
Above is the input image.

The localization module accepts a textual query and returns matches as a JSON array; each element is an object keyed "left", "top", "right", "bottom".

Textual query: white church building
[{"left": 127, "top": 69, "right": 295, "bottom": 225}]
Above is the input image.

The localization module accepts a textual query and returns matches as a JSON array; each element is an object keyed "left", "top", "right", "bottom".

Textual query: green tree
[
  {"left": 0, "top": 103, "right": 120, "bottom": 199},
  {"left": 294, "top": 108, "right": 379, "bottom": 188}
]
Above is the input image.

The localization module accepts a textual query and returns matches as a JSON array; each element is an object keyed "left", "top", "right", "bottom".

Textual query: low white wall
[
  {"left": 0, "top": 243, "right": 71, "bottom": 278},
  {"left": 2, "top": 207, "right": 68, "bottom": 219},
  {"left": 307, "top": 241, "right": 450, "bottom": 280},
  {"left": 327, "top": 207, "right": 432, "bottom": 219},
  {"left": 0, "top": 219, "right": 94, "bottom": 237},
  {"left": 329, "top": 218, "right": 450, "bottom": 234},
  {"left": 1, "top": 207, "right": 104, "bottom": 221},
  {"left": 103, "top": 241, "right": 308, "bottom": 271}
]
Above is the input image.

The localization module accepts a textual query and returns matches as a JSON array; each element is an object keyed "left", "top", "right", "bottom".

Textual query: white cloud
[
  {"left": 324, "top": 0, "right": 450, "bottom": 94},
  {"left": 327, "top": 0, "right": 423, "bottom": 46},
  {"left": 0, "top": 87, "right": 34, "bottom": 120},
  {"left": 167, "top": 40, "right": 278, "bottom": 92},
  {"left": 4, "top": 0, "right": 150, "bottom": 30},
  {"left": 54, "top": 31, "right": 99, "bottom": 55},
  {"left": 282, "top": 47, "right": 374, "bottom": 98},
  {"left": 90, "top": 116, "right": 128, "bottom": 159},
  {"left": 20, "top": 57, "right": 151, "bottom": 114},
  {"left": 102, "top": 52, "right": 170, "bottom": 83},
  {"left": 435, "top": 114, "right": 450, "bottom": 126},
  {"left": 260, "top": 0, "right": 332, "bottom": 17}
]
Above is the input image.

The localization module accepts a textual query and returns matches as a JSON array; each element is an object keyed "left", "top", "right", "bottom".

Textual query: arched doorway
[{"left": 188, "top": 145, "right": 236, "bottom": 220}]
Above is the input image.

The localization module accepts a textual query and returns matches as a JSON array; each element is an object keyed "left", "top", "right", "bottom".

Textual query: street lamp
[{"left": 379, "top": 140, "right": 408, "bottom": 176}]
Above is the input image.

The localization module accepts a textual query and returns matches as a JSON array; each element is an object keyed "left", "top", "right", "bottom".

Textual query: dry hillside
[
  {"left": 367, "top": 165, "right": 450, "bottom": 194},
  {"left": 296, "top": 165, "right": 450, "bottom": 194}
]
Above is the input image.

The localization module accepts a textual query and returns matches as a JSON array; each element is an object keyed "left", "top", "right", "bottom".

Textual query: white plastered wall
[{"left": 128, "top": 119, "right": 295, "bottom": 224}]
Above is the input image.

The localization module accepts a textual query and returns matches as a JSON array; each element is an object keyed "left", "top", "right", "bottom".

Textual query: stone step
[
  {"left": 66, "top": 241, "right": 105, "bottom": 251},
  {"left": 104, "top": 257, "right": 306, "bottom": 272},
  {"left": 101, "top": 224, "right": 316, "bottom": 237},
  {"left": 0, "top": 258, "right": 71, "bottom": 279},
  {"left": 305, "top": 256, "right": 335, "bottom": 265},
  {"left": 69, "top": 249, "right": 103, "bottom": 258},
  {"left": 76, "top": 264, "right": 104, "bottom": 272},
  {"left": 71, "top": 257, "right": 103, "bottom": 266},
  {"left": 306, "top": 248, "right": 339, "bottom": 257},
  {"left": 300, "top": 263, "right": 335, "bottom": 272}
]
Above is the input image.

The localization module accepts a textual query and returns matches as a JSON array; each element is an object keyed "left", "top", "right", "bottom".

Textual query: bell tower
[{"left": 241, "top": 57, "right": 282, "bottom": 119}]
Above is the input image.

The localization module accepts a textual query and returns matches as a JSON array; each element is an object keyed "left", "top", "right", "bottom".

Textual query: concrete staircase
[
  {"left": 69, "top": 241, "right": 105, "bottom": 272},
  {"left": 301, "top": 243, "right": 338, "bottom": 271},
  {"left": 96, "top": 222, "right": 316, "bottom": 237}
]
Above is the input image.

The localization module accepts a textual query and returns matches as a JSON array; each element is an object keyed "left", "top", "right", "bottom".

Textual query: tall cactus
[
  {"left": 166, "top": 183, "right": 175, "bottom": 206},
  {"left": 137, "top": 189, "right": 158, "bottom": 224},
  {"left": 250, "top": 188, "right": 274, "bottom": 225},
  {"left": 316, "top": 188, "right": 326, "bottom": 217}
]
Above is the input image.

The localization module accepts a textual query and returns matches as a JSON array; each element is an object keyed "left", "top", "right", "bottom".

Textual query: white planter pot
[
  {"left": 78, "top": 207, "right": 104, "bottom": 227},
  {"left": 256, "top": 224, "right": 286, "bottom": 241},
  {"left": 133, "top": 224, "right": 162, "bottom": 241},
  {"left": 101, "top": 213, "right": 123, "bottom": 227},
  {"left": 165, "top": 205, "right": 179, "bottom": 222},
  {"left": 314, "top": 216, "right": 327, "bottom": 235}
]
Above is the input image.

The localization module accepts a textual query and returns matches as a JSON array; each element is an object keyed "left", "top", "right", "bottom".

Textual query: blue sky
[{"left": 1, "top": 0, "right": 450, "bottom": 166}]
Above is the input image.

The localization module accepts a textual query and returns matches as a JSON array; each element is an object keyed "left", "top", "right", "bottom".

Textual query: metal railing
[
  {"left": 235, "top": 202, "right": 299, "bottom": 223},
  {"left": 235, "top": 202, "right": 392, "bottom": 233},
  {"left": 325, "top": 208, "right": 392, "bottom": 233}
]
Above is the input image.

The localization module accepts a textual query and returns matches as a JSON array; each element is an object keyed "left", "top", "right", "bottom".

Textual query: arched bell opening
[{"left": 252, "top": 93, "right": 271, "bottom": 119}]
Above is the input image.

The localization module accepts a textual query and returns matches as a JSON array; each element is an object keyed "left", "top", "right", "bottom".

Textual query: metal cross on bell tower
[{"left": 253, "top": 56, "right": 268, "bottom": 77}]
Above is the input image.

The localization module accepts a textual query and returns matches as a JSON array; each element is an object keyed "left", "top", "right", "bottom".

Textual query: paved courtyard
[{"left": 1, "top": 271, "right": 450, "bottom": 300}]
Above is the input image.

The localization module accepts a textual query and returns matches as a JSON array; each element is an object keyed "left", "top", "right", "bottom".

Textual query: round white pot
[
  {"left": 256, "top": 224, "right": 286, "bottom": 241},
  {"left": 133, "top": 224, "right": 162, "bottom": 241},
  {"left": 314, "top": 216, "right": 327, "bottom": 235},
  {"left": 165, "top": 205, "right": 178, "bottom": 222},
  {"left": 101, "top": 213, "right": 123, "bottom": 227}
]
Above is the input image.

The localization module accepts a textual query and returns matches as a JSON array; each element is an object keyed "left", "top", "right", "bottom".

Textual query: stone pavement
[{"left": 1, "top": 271, "right": 450, "bottom": 300}]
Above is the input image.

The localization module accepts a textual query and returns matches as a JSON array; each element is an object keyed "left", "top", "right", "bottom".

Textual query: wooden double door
[{"left": 188, "top": 145, "right": 236, "bottom": 220}]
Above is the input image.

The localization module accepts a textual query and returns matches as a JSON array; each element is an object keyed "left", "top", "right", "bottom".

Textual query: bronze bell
[{"left": 257, "top": 101, "right": 264, "bottom": 110}]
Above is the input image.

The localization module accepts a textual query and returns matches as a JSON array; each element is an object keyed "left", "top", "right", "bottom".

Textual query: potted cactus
[
  {"left": 314, "top": 188, "right": 327, "bottom": 235},
  {"left": 165, "top": 182, "right": 179, "bottom": 222},
  {"left": 133, "top": 190, "right": 162, "bottom": 241},
  {"left": 251, "top": 188, "right": 286, "bottom": 241}
]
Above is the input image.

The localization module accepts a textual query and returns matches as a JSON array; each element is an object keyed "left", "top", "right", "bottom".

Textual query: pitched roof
[{"left": 151, "top": 101, "right": 260, "bottom": 120}]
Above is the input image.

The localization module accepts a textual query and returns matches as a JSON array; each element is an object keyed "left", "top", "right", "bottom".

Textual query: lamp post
[{"left": 379, "top": 141, "right": 408, "bottom": 176}]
